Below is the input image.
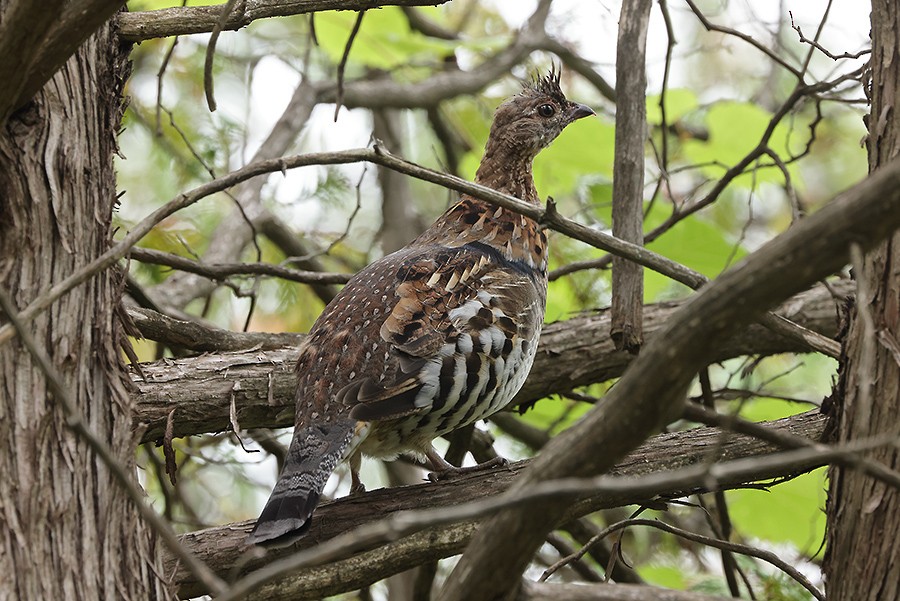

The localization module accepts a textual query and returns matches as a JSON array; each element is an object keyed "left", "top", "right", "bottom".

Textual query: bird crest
[{"left": 523, "top": 65, "right": 566, "bottom": 104}]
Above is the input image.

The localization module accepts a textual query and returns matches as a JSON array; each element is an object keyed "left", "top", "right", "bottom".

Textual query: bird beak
[{"left": 568, "top": 103, "right": 595, "bottom": 121}]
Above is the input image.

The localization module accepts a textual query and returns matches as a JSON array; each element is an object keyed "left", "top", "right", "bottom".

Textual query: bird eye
[{"left": 537, "top": 104, "right": 555, "bottom": 118}]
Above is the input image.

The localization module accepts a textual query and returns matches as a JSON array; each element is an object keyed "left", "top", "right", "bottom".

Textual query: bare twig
[
  {"left": 400, "top": 6, "right": 458, "bottom": 40},
  {"left": 683, "top": 402, "right": 900, "bottom": 489},
  {"left": 544, "top": 532, "right": 604, "bottom": 582},
  {"left": 684, "top": 0, "right": 802, "bottom": 79},
  {"left": 203, "top": 0, "right": 241, "bottom": 112},
  {"left": 790, "top": 10, "right": 871, "bottom": 62},
  {"left": 129, "top": 247, "right": 350, "bottom": 286},
  {"left": 155, "top": 3, "right": 185, "bottom": 136},
  {"left": 217, "top": 434, "right": 893, "bottom": 601},
  {"left": 543, "top": 518, "right": 823, "bottom": 600},
  {"left": 334, "top": 11, "right": 366, "bottom": 122}
]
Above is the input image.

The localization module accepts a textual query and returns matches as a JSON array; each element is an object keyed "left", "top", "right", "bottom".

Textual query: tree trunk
[
  {"left": 0, "top": 23, "right": 168, "bottom": 599},
  {"left": 824, "top": 1, "right": 900, "bottom": 599}
]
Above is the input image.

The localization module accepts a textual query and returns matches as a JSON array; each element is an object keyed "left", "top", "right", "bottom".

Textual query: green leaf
[
  {"left": 643, "top": 210, "right": 746, "bottom": 301},
  {"left": 639, "top": 564, "right": 686, "bottom": 590},
  {"left": 682, "top": 101, "right": 802, "bottom": 186},
  {"left": 313, "top": 9, "right": 456, "bottom": 71},
  {"left": 727, "top": 467, "right": 826, "bottom": 555},
  {"left": 534, "top": 116, "right": 615, "bottom": 196},
  {"left": 646, "top": 88, "right": 699, "bottom": 125},
  {"left": 737, "top": 396, "right": 813, "bottom": 421}
]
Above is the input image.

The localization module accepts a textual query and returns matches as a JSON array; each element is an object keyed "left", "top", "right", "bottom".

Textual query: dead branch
[
  {"left": 435, "top": 152, "right": 900, "bottom": 601},
  {"left": 130, "top": 281, "right": 845, "bottom": 442},
  {"left": 117, "top": 0, "right": 452, "bottom": 42},
  {"left": 171, "top": 410, "right": 827, "bottom": 598}
]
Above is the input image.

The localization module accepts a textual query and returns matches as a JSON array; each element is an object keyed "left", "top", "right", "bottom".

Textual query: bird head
[{"left": 485, "top": 67, "right": 595, "bottom": 161}]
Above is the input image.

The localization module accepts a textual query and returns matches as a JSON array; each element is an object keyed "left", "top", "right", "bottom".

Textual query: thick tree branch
[
  {"left": 128, "top": 307, "right": 304, "bottom": 352},
  {"left": 0, "top": 0, "right": 126, "bottom": 123},
  {"left": 130, "top": 281, "right": 845, "bottom": 442},
  {"left": 437, "top": 156, "right": 900, "bottom": 600},
  {"left": 520, "top": 581, "right": 736, "bottom": 601},
  {"left": 0, "top": 146, "right": 697, "bottom": 347},
  {"left": 611, "top": 0, "right": 651, "bottom": 352},
  {"left": 117, "top": 0, "right": 451, "bottom": 42},
  {"left": 172, "top": 410, "right": 827, "bottom": 598},
  {"left": 0, "top": 0, "right": 65, "bottom": 122}
]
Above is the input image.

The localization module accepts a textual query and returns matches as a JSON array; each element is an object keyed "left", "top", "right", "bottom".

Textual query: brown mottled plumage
[{"left": 247, "top": 70, "right": 594, "bottom": 546}]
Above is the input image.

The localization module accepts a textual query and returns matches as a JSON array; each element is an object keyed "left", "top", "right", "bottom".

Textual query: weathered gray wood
[
  {"left": 0, "top": 21, "right": 168, "bottom": 600},
  {"left": 117, "top": 0, "right": 452, "bottom": 41},
  {"left": 611, "top": 0, "right": 652, "bottom": 352},
  {"left": 824, "top": 2, "right": 900, "bottom": 599},
  {"left": 130, "top": 281, "right": 846, "bottom": 442},
  {"left": 171, "top": 411, "right": 827, "bottom": 599}
]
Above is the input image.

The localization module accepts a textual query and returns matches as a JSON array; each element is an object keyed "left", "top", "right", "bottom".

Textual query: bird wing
[{"left": 346, "top": 242, "right": 543, "bottom": 422}]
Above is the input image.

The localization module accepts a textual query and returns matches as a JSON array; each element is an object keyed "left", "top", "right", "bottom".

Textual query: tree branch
[
  {"left": 171, "top": 410, "right": 827, "bottom": 598},
  {"left": 117, "top": 0, "right": 452, "bottom": 42},
  {"left": 130, "top": 281, "right": 845, "bottom": 442},
  {"left": 130, "top": 247, "right": 350, "bottom": 286},
  {"left": 0, "top": 0, "right": 126, "bottom": 123},
  {"left": 611, "top": 0, "right": 652, "bottom": 352},
  {"left": 127, "top": 307, "right": 304, "bottom": 353},
  {"left": 436, "top": 156, "right": 900, "bottom": 601}
]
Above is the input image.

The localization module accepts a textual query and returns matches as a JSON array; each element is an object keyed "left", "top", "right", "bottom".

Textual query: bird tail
[{"left": 246, "top": 420, "right": 355, "bottom": 547}]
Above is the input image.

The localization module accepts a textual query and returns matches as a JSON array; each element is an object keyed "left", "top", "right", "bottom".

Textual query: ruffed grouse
[{"left": 248, "top": 70, "right": 594, "bottom": 546}]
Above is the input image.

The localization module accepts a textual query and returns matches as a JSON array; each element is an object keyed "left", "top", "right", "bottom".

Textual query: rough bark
[
  {"left": 117, "top": 0, "right": 453, "bottom": 42},
  {"left": 171, "top": 410, "right": 827, "bottom": 599},
  {"left": 611, "top": 0, "right": 651, "bottom": 352},
  {"left": 130, "top": 281, "right": 846, "bottom": 442},
  {"left": 0, "top": 21, "right": 168, "bottom": 601},
  {"left": 824, "top": 1, "right": 900, "bottom": 598},
  {"left": 519, "top": 581, "right": 734, "bottom": 601},
  {"left": 437, "top": 147, "right": 900, "bottom": 599}
]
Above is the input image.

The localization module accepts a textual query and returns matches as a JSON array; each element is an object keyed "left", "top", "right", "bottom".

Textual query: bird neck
[
  {"left": 473, "top": 145, "right": 539, "bottom": 205},
  {"left": 412, "top": 154, "right": 548, "bottom": 275},
  {"left": 409, "top": 141, "right": 548, "bottom": 275}
]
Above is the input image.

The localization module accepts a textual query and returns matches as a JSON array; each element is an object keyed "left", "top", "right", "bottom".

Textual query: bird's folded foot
[
  {"left": 350, "top": 465, "right": 366, "bottom": 496},
  {"left": 425, "top": 448, "right": 509, "bottom": 483}
]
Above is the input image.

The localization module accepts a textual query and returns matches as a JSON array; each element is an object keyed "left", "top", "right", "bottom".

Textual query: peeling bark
[
  {"left": 130, "top": 281, "right": 846, "bottom": 442},
  {"left": 0, "top": 22, "right": 168, "bottom": 600},
  {"left": 825, "top": 1, "right": 900, "bottom": 598},
  {"left": 172, "top": 411, "right": 827, "bottom": 599}
]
